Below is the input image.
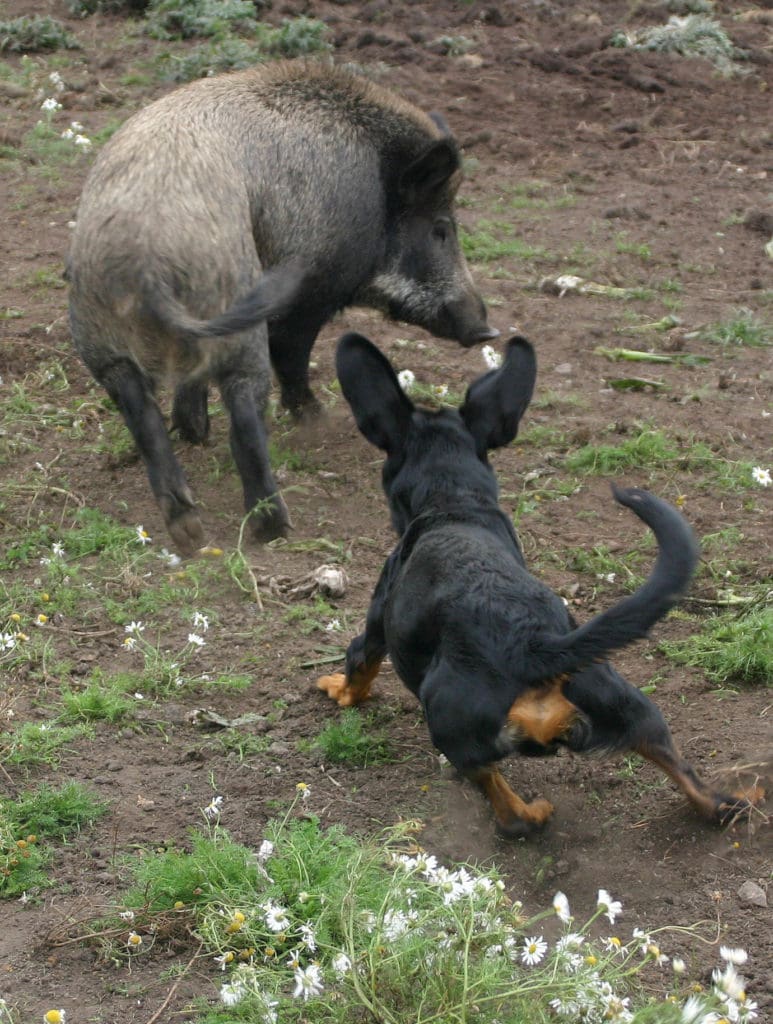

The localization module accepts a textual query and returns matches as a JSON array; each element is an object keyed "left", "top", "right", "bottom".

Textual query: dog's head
[{"left": 336, "top": 333, "right": 537, "bottom": 534}]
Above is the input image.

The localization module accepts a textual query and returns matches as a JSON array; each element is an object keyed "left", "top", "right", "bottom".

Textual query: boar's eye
[{"left": 432, "top": 217, "right": 452, "bottom": 243}]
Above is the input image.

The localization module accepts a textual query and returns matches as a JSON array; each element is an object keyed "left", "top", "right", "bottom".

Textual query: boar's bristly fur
[{"left": 67, "top": 61, "right": 495, "bottom": 554}]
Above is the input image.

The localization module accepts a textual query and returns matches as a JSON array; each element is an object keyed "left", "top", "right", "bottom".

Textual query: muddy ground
[{"left": 0, "top": 0, "right": 771, "bottom": 1021}]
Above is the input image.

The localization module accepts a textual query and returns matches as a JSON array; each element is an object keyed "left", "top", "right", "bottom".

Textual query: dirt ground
[{"left": 0, "top": 0, "right": 771, "bottom": 1021}]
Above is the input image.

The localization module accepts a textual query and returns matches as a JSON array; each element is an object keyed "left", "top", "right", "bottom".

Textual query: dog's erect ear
[
  {"left": 336, "top": 333, "right": 414, "bottom": 454},
  {"left": 460, "top": 336, "right": 537, "bottom": 456}
]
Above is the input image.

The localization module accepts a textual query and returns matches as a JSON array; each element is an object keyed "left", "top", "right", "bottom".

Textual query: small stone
[
  {"left": 737, "top": 880, "right": 767, "bottom": 908},
  {"left": 555, "top": 363, "right": 573, "bottom": 375}
]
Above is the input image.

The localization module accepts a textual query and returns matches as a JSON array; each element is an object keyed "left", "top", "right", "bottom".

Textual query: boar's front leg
[
  {"left": 172, "top": 380, "right": 210, "bottom": 444},
  {"left": 268, "top": 313, "right": 325, "bottom": 419},
  {"left": 218, "top": 372, "right": 289, "bottom": 542},
  {"left": 100, "top": 360, "right": 205, "bottom": 555}
]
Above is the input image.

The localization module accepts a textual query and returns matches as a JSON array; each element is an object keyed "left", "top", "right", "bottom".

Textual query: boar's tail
[
  {"left": 525, "top": 486, "right": 699, "bottom": 681},
  {"left": 143, "top": 261, "right": 304, "bottom": 340}
]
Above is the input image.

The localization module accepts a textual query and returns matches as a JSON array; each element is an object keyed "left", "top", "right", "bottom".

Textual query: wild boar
[{"left": 67, "top": 60, "right": 496, "bottom": 554}]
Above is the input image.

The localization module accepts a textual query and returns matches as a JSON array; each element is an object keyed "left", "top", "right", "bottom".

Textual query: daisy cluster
[
  {"left": 120, "top": 610, "right": 210, "bottom": 690},
  {"left": 182, "top": 810, "right": 758, "bottom": 1023}
]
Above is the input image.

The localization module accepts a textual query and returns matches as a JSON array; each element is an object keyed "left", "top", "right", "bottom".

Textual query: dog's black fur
[{"left": 318, "top": 331, "right": 760, "bottom": 836}]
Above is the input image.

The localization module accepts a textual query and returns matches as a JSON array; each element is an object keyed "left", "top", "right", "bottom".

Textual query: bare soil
[{"left": 0, "top": 1, "right": 771, "bottom": 1021}]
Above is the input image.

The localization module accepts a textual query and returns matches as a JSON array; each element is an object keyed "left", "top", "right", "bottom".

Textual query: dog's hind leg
[
  {"left": 317, "top": 630, "right": 383, "bottom": 707},
  {"left": 635, "top": 737, "right": 764, "bottom": 826},
  {"left": 469, "top": 766, "right": 554, "bottom": 839}
]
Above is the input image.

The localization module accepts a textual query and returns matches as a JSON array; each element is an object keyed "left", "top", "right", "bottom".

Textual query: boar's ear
[
  {"left": 400, "top": 138, "right": 461, "bottom": 205},
  {"left": 460, "top": 336, "right": 537, "bottom": 457},
  {"left": 336, "top": 333, "right": 414, "bottom": 455}
]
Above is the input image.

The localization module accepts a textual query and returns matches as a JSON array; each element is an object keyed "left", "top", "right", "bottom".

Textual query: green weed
[
  {"left": 661, "top": 606, "right": 772, "bottom": 686},
  {"left": 88, "top": 799, "right": 746, "bottom": 1022},
  {"left": 611, "top": 15, "right": 742, "bottom": 76},
  {"left": 312, "top": 708, "right": 392, "bottom": 767},
  {"left": 700, "top": 308, "right": 771, "bottom": 348},
  {"left": 0, "top": 17, "right": 79, "bottom": 53},
  {"left": 615, "top": 235, "right": 652, "bottom": 261},
  {"left": 60, "top": 677, "right": 135, "bottom": 723},
  {"left": 0, "top": 781, "right": 107, "bottom": 897},
  {"left": 1, "top": 721, "right": 94, "bottom": 769},
  {"left": 566, "top": 544, "right": 646, "bottom": 592},
  {"left": 566, "top": 429, "right": 678, "bottom": 474},
  {"left": 144, "top": 0, "right": 258, "bottom": 40},
  {"left": 460, "top": 223, "right": 548, "bottom": 263}
]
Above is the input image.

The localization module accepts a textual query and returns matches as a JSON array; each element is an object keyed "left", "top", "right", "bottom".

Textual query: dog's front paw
[
  {"left": 495, "top": 797, "right": 555, "bottom": 840},
  {"left": 317, "top": 673, "right": 358, "bottom": 706}
]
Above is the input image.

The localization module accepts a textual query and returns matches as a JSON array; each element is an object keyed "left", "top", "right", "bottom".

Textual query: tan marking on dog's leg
[
  {"left": 316, "top": 659, "right": 382, "bottom": 707},
  {"left": 506, "top": 676, "right": 577, "bottom": 746},
  {"left": 470, "top": 765, "right": 554, "bottom": 835}
]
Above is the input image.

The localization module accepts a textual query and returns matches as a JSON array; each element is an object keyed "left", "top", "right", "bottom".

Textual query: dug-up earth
[{"left": 0, "top": 0, "right": 771, "bottom": 1021}]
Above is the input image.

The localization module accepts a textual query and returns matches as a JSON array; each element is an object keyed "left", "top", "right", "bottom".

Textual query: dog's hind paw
[
  {"left": 714, "top": 785, "right": 766, "bottom": 826},
  {"left": 495, "top": 799, "right": 555, "bottom": 840}
]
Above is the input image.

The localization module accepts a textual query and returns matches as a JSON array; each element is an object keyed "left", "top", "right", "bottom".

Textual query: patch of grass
[
  {"left": 460, "top": 223, "right": 549, "bottom": 264},
  {"left": 1, "top": 721, "right": 94, "bottom": 769},
  {"left": 144, "top": 0, "right": 258, "bottom": 40},
  {"left": 615, "top": 234, "right": 652, "bottom": 260},
  {"left": 661, "top": 606, "right": 772, "bottom": 686},
  {"left": 700, "top": 308, "right": 771, "bottom": 348},
  {"left": 86, "top": 803, "right": 742, "bottom": 1022},
  {"left": 283, "top": 597, "right": 344, "bottom": 636},
  {"left": 565, "top": 428, "right": 679, "bottom": 475},
  {"left": 0, "top": 16, "right": 80, "bottom": 53},
  {"left": 611, "top": 15, "right": 742, "bottom": 76},
  {"left": 59, "top": 676, "right": 135, "bottom": 723},
  {"left": 565, "top": 544, "right": 646, "bottom": 592},
  {"left": 564, "top": 429, "right": 755, "bottom": 491},
  {"left": 493, "top": 180, "right": 576, "bottom": 213},
  {"left": 156, "top": 17, "right": 331, "bottom": 81},
  {"left": 312, "top": 708, "right": 392, "bottom": 766},
  {"left": 1, "top": 781, "right": 107, "bottom": 898}
]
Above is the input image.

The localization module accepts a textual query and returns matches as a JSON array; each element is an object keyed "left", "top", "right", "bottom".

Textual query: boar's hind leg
[
  {"left": 100, "top": 360, "right": 205, "bottom": 556},
  {"left": 172, "top": 381, "right": 210, "bottom": 444},
  {"left": 219, "top": 374, "right": 289, "bottom": 542},
  {"left": 268, "top": 315, "right": 323, "bottom": 419}
]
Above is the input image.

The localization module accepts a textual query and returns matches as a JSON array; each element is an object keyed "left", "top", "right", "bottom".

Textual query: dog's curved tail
[{"left": 527, "top": 486, "right": 698, "bottom": 681}]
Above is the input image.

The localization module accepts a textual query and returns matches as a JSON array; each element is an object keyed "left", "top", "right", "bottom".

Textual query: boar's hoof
[
  {"left": 288, "top": 395, "right": 323, "bottom": 422},
  {"left": 168, "top": 509, "right": 207, "bottom": 557},
  {"left": 250, "top": 497, "right": 290, "bottom": 543}
]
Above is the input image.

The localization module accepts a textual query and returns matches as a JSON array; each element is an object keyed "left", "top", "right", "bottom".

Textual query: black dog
[{"left": 318, "top": 332, "right": 761, "bottom": 836}]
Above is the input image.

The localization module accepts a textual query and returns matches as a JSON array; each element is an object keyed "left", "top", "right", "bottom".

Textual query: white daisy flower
[
  {"left": 521, "top": 935, "right": 547, "bottom": 966},
  {"left": 482, "top": 344, "right": 502, "bottom": 370},
  {"left": 203, "top": 795, "right": 223, "bottom": 820},
  {"left": 292, "top": 963, "right": 324, "bottom": 1001},
  {"left": 597, "top": 889, "right": 623, "bottom": 924},
  {"left": 332, "top": 951, "right": 352, "bottom": 977},
  {"left": 298, "top": 922, "right": 317, "bottom": 952},
  {"left": 220, "top": 980, "right": 246, "bottom": 1007},
  {"left": 187, "top": 632, "right": 205, "bottom": 647},
  {"left": 41, "top": 97, "right": 62, "bottom": 113},
  {"left": 257, "top": 839, "right": 274, "bottom": 863},
  {"left": 553, "top": 891, "right": 571, "bottom": 923},
  {"left": 397, "top": 369, "right": 416, "bottom": 392},
  {"left": 263, "top": 901, "right": 290, "bottom": 933},
  {"left": 720, "top": 946, "right": 748, "bottom": 965},
  {"left": 751, "top": 466, "right": 771, "bottom": 487}
]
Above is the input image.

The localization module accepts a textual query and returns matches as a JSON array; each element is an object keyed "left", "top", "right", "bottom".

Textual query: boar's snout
[{"left": 441, "top": 293, "right": 499, "bottom": 348}]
